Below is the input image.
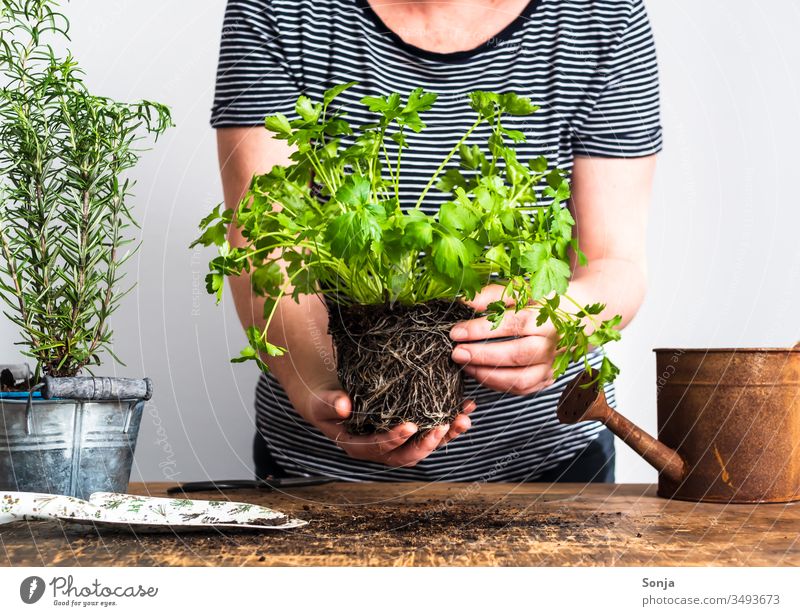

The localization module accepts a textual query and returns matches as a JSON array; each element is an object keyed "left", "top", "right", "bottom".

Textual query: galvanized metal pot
[
  {"left": 0, "top": 374, "right": 151, "bottom": 500},
  {"left": 558, "top": 346, "right": 800, "bottom": 504}
]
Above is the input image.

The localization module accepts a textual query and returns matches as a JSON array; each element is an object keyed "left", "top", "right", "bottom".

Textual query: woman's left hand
[{"left": 450, "top": 284, "right": 558, "bottom": 396}]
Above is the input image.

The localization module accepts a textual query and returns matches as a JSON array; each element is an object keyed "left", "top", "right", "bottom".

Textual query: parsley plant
[{"left": 193, "top": 83, "right": 621, "bottom": 385}]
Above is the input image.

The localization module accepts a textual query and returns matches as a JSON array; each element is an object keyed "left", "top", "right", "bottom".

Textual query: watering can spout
[{"left": 557, "top": 370, "right": 687, "bottom": 484}]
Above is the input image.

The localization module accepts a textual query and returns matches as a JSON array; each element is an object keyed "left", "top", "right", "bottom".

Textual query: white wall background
[{"left": 1, "top": 0, "right": 798, "bottom": 483}]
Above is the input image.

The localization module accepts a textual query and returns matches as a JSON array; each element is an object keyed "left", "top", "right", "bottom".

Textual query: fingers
[
  {"left": 452, "top": 335, "right": 555, "bottom": 368},
  {"left": 462, "top": 363, "right": 554, "bottom": 396},
  {"left": 463, "top": 284, "right": 514, "bottom": 312},
  {"left": 308, "top": 389, "right": 352, "bottom": 421},
  {"left": 314, "top": 390, "right": 476, "bottom": 467},
  {"left": 451, "top": 309, "right": 548, "bottom": 342},
  {"left": 438, "top": 413, "right": 471, "bottom": 449},
  {"left": 335, "top": 415, "right": 474, "bottom": 466},
  {"left": 462, "top": 398, "right": 477, "bottom": 414},
  {"left": 329, "top": 421, "right": 419, "bottom": 459},
  {"left": 385, "top": 424, "right": 450, "bottom": 467},
  {"left": 309, "top": 390, "right": 420, "bottom": 458}
]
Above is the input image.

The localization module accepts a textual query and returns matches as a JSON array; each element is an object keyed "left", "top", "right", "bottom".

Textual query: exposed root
[{"left": 326, "top": 299, "right": 476, "bottom": 435}]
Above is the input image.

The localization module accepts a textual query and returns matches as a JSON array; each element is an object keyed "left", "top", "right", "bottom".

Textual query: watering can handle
[{"left": 557, "top": 370, "right": 686, "bottom": 483}]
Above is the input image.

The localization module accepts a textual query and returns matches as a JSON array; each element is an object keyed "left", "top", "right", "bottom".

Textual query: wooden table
[{"left": 2, "top": 482, "right": 798, "bottom": 566}]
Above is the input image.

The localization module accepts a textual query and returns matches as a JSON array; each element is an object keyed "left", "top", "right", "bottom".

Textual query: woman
[{"left": 211, "top": 0, "right": 660, "bottom": 482}]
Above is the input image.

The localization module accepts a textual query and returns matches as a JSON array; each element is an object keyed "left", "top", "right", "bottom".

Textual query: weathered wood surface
[{"left": 1, "top": 482, "right": 798, "bottom": 566}]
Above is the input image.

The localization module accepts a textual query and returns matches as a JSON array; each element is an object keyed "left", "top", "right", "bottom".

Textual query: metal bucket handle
[
  {"left": 42, "top": 376, "right": 152, "bottom": 401},
  {"left": 23, "top": 382, "right": 44, "bottom": 436}
]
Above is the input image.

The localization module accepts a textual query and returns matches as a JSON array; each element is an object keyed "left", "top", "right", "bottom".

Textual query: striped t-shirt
[{"left": 211, "top": 0, "right": 662, "bottom": 481}]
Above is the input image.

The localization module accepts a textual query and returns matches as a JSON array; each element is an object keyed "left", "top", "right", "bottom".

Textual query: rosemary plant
[{"left": 0, "top": 0, "right": 171, "bottom": 379}]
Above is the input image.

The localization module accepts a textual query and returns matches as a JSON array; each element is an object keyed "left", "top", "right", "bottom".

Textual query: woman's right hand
[{"left": 294, "top": 384, "right": 475, "bottom": 468}]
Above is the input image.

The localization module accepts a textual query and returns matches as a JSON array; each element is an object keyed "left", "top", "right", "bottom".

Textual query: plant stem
[
  {"left": 562, "top": 292, "right": 602, "bottom": 329},
  {"left": 394, "top": 128, "right": 404, "bottom": 202},
  {"left": 0, "top": 221, "right": 34, "bottom": 346},
  {"left": 413, "top": 117, "right": 482, "bottom": 210}
]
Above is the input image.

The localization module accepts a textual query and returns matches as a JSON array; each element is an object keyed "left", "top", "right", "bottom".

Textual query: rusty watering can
[{"left": 557, "top": 346, "right": 800, "bottom": 503}]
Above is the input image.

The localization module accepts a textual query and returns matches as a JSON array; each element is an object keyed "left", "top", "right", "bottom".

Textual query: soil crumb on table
[
  {"left": 1, "top": 500, "right": 623, "bottom": 566},
  {"left": 6, "top": 483, "right": 795, "bottom": 566}
]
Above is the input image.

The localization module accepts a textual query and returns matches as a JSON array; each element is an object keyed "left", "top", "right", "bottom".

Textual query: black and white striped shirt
[{"left": 211, "top": 0, "right": 661, "bottom": 481}]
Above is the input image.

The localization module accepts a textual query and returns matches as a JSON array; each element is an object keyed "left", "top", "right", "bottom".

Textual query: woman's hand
[
  {"left": 449, "top": 156, "right": 657, "bottom": 396},
  {"left": 292, "top": 381, "right": 476, "bottom": 467},
  {"left": 450, "top": 285, "right": 558, "bottom": 396}
]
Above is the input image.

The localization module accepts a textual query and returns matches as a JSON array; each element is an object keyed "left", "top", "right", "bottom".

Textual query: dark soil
[
  {"left": 70, "top": 500, "right": 616, "bottom": 556},
  {"left": 326, "top": 299, "right": 476, "bottom": 435},
  {"left": 238, "top": 501, "right": 624, "bottom": 563},
  {"left": 213, "top": 516, "right": 288, "bottom": 527},
  {"left": 305, "top": 502, "right": 582, "bottom": 535},
  {"left": 2, "top": 500, "right": 625, "bottom": 566}
]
